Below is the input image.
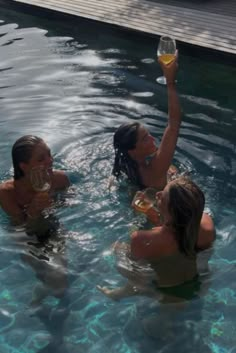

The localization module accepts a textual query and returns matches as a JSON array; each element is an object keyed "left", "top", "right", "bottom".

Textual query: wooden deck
[{"left": 11, "top": 0, "right": 236, "bottom": 55}]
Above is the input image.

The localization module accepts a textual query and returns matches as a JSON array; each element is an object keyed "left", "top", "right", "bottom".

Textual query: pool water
[{"left": 0, "top": 5, "right": 236, "bottom": 353}]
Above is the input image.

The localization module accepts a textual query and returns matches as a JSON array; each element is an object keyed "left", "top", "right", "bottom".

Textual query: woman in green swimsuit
[{"left": 98, "top": 176, "right": 215, "bottom": 301}]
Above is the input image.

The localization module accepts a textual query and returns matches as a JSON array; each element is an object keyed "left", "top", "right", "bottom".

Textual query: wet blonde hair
[
  {"left": 12, "top": 135, "right": 44, "bottom": 180},
  {"left": 167, "top": 176, "right": 205, "bottom": 256}
]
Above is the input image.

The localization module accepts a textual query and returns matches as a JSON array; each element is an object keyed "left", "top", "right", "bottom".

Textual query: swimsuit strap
[{"left": 145, "top": 152, "right": 156, "bottom": 166}]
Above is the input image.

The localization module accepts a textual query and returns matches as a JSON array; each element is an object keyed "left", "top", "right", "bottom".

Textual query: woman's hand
[
  {"left": 146, "top": 207, "right": 162, "bottom": 226},
  {"left": 132, "top": 191, "right": 161, "bottom": 226},
  {"left": 26, "top": 192, "right": 52, "bottom": 219},
  {"left": 167, "top": 164, "right": 178, "bottom": 182},
  {"left": 158, "top": 51, "right": 178, "bottom": 85}
]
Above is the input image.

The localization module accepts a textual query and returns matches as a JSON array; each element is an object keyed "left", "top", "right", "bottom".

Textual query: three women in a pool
[{"left": 0, "top": 55, "right": 215, "bottom": 301}]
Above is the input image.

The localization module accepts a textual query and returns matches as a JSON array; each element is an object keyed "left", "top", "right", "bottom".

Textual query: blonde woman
[{"left": 98, "top": 177, "right": 215, "bottom": 300}]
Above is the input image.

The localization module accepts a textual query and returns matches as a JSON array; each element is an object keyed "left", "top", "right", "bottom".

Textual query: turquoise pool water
[{"left": 0, "top": 5, "right": 236, "bottom": 353}]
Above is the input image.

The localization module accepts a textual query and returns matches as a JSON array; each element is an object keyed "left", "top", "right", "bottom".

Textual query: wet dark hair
[
  {"left": 112, "top": 123, "right": 143, "bottom": 187},
  {"left": 167, "top": 177, "right": 205, "bottom": 256},
  {"left": 12, "top": 135, "right": 44, "bottom": 180}
]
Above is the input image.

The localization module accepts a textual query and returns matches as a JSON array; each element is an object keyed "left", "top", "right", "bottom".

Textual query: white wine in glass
[
  {"left": 30, "top": 166, "right": 52, "bottom": 192},
  {"left": 156, "top": 36, "right": 176, "bottom": 85}
]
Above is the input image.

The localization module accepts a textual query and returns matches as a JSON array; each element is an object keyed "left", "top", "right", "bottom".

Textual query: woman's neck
[{"left": 162, "top": 216, "right": 173, "bottom": 229}]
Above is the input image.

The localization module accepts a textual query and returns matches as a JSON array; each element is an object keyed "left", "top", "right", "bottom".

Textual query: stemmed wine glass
[
  {"left": 133, "top": 190, "right": 154, "bottom": 213},
  {"left": 30, "top": 166, "right": 52, "bottom": 218},
  {"left": 30, "top": 166, "right": 52, "bottom": 193},
  {"left": 132, "top": 188, "right": 158, "bottom": 213},
  {"left": 156, "top": 36, "right": 176, "bottom": 85}
]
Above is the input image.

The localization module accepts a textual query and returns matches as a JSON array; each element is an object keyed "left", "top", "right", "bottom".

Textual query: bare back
[{"left": 130, "top": 213, "right": 215, "bottom": 287}]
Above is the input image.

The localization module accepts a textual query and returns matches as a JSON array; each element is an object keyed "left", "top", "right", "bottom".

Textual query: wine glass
[
  {"left": 132, "top": 188, "right": 157, "bottom": 213},
  {"left": 132, "top": 188, "right": 161, "bottom": 225},
  {"left": 133, "top": 191, "right": 153, "bottom": 213},
  {"left": 30, "top": 166, "right": 52, "bottom": 192},
  {"left": 156, "top": 36, "right": 176, "bottom": 85}
]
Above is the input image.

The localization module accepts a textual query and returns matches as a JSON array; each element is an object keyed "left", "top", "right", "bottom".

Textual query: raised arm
[{"left": 152, "top": 56, "right": 181, "bottom": 178}]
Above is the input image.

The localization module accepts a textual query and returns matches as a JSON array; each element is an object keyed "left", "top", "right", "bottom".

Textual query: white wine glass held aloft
[
  {"left": 30, "top": 166, "right": 52, "bottom": 192},
  {"left": 156, "top": 36, "right": 176, "bottom": 85}
]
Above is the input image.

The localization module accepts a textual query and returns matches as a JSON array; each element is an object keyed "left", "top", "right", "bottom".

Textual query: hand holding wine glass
[
  {"left": 156, "top": 36, "right": 177, "bottom": 85},
  {"left": 132, "top": 190, "right": 154, "bottom": 213},
  {"left": 27, "top": 166, "right": 52, "bottom": 219},
  {"left": 132, "top": 188, "right": 161, "bottom": 225},
  {"left": 30, "top": 166, "right": 52, "bottom": 193}
]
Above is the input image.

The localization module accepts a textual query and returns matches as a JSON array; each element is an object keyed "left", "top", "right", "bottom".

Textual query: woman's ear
[{"left": 19, "top": 162, "right": 28, "bottom": 174}]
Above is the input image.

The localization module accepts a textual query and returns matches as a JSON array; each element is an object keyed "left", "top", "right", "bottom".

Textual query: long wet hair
[
  {"left": 167, "top": 177, "right": 205, "bottom": 256},
  {"left": 12, "top": 135, "right": 44, "bottom": 180},
  {"left": 112, "top": 122, "right": 143, "bottom": 187}
]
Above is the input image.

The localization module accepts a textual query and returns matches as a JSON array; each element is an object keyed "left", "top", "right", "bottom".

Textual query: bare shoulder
[
  {"left": 52, "top": 170, "right": 70, "bottom": 191},
  {"left": 0, "top": 180, "right": 15, "bottom": 196},
  {"left": 197, "top": 213, "right": 215, "bottom": 250},
  {"left": 0, "top": 181, "right": 15, "bottom": 209},
  {"left": 131, "top": 227, "right": 175, "bottom": 259},
  {"left": 131, "top": 227, "right": 162, "bottom": 241},
  {"left": 201, "top": 213, "right": 215, "bottom": 230},
  {"left": 0, "top": 179, "right": 22, "bottom": 221}
]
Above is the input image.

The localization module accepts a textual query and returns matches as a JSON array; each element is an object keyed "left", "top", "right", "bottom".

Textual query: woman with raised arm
[
  {"left": 98, "top": 176, "right": 215, "bottom": 300},
  {"left": 112, "top": 56, "right": 181, "bottom": 190}
]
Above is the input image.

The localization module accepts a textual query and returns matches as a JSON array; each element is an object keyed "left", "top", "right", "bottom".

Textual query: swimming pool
[{"left": 0, "top": 5, "right": 236, "bottom": 353}]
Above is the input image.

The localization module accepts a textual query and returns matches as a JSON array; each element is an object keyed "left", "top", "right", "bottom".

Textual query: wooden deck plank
[
  {"left": 43, "top": 0, "right": 236, "bottom": 39},
  {"left": 40, "top": 0, "right": 235, "bottom": 46},
  {"left": 12, "top": 0, "right": 236, "bottom": 54},
  {"left": 149, "top": 0, "right": 236, "bottom": 17}
]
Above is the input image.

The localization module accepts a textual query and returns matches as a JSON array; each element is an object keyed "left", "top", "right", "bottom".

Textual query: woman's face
[
  {"left": 20, "top": 142, "right": 53, "bottom": 177},
  {"left": 132, "top": 126, "right": 157, "bottom": 160}
]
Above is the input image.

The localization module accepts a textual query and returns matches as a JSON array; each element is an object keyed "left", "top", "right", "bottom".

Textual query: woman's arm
[
  {"left": 0, "top": 183, "right": 52, "bottom": 225},
  {"left": 152, "top": 57, "right": 181, "bottom": 178},
  {"left": 0, "top": 171, "right": 69, "bottom": 225},
  {"left": 52, "top": 170, "right": 70, "bottom": 190},
  {"left": 197, "top": 213, "right": 215, "bottom": 250},
  {"left": 0, "top": 185, "right": 25, "bottom": 224}
]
